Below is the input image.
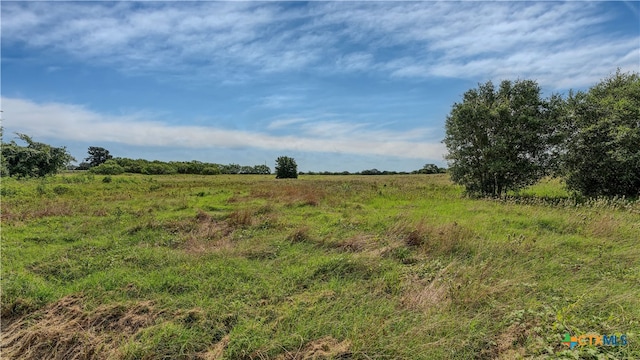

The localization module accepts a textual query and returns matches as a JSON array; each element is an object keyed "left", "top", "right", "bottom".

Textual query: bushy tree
[
  {"left": 221, "top": 163, "right": 242, "bottom": 174},
  {"left": 202, "top": 166, "right": 221, "bottom": 175},
  {"left": 275, "top": 156, "right": 298, "bottom": 179},
  {"left": 444, "top": 80, "right": 560, "bottom": 196},
  {"left": 253, "top": 164, "right": 271, "bottom": 175},
  {"left": 414, "top": 164, "right": 446, "bottom": 174},
  {"left": 1, "top": 133, "right": 75, "bottom": 178},
  {"left": 113, "top": 158, "right": 144, "bottom": 173},
  {"left": 89, "top": 159, "right": 125, "bottom": 175},
  {"left": 142, "top": 161, "right": 177, "bottom": 175},
  {"left": 85, "top": 146, "right": 112, "bottom": 167},
  {"left": 360, "top": 169, "right": 382, "bottom": 175},
  {"left": 562, "top": 70, "right": 640, "bottom": 197},
  {"left": 76, "top": 162, "right": 91, "bottom": 170}
]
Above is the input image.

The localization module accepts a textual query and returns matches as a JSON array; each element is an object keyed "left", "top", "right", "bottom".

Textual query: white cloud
[
  {"left": 2, "top": 1, "right": 637, "bottom": 88},
  {"left": 1, "top": 97, "right": 446, "bottom": 160}
]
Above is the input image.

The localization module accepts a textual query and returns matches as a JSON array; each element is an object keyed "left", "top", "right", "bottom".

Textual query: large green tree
[
  {"left": 1, "top": 133, "right": 75, "bottom": 178},
  {"left": 85, "top": 146, "right": 113, "bottom": 167},
  {"left": 275, "top": 156, "right": 298, "bottom": 179},
  {"left": 443, "top": 80, "right": 560, "bottom": 196},
  {"left": 562, "top": 70, "right": 640, "bottom": 197}
]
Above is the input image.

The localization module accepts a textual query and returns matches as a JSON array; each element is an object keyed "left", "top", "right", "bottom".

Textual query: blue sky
[{"left": 2, "top": 1, "right": 639, "bottom": 172}]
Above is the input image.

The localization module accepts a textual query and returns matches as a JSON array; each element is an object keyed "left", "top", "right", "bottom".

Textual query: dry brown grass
[
  {"left": 430, "top": 222, "right": 476, "bottom": 254},
  {"left": 588, "top": 214, "right": 620, "bottom": 238},
  {"left": 274, "top": 337, "right": 352, "bottom": 360},
  {"left": 402, "top": 278, "right": 449, "bottom": 312},
  {"left": 226, "top": 208, "right": 254, "bottom": 228},
  {"left": 1, "top": 295, "right": 157, "bottom": 360},
  {"left": 250, "top": 183, "right": 326, "bottom": 207},
  {"left": 180, "top": 211, "right": 234, "bottom": 255},
  {"left": 388, "top": 220, "right": 475, "bottom": 255},
  {"left": 1, "top": 200, "right": 85, "bottom": 223},
  {"left": 332, "top": 234, "right": 377, "bottom": 252},
  {"left": 199, "top": 335, "right": 230, "bottom": 360},
  {"left": 479, "top": 323, "right": 528, "bottom": 360},
  {"left": 401, "top": 263, "right": 454, "bottom": 312}
]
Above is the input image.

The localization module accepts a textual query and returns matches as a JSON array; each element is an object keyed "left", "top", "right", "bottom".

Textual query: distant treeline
[
  {"left": 303, "top": 164, "right": 447, "bottom": 175},
  {"left": 83, "top": 158, "right": 271, "bottom": 175},
  {"left": 83, "top": 158, "right": 447, "bottom": 176}
]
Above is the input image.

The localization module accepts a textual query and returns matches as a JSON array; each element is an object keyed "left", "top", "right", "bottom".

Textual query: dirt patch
[
  {"left": 276, "top": 337, "right": 352, "bottom": 359},
  {"left": 1, "top": 295, "right": 158, "bottom": 360}
]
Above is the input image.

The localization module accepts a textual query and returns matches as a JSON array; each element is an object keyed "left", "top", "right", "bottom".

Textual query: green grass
[{"left": 1, "top": 173, "right": 639, "bottom": 359}]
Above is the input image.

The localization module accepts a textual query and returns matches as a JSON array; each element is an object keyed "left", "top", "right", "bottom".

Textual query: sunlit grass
[{"left": 1, "top": 173, "right": 638, "bottom": 359}]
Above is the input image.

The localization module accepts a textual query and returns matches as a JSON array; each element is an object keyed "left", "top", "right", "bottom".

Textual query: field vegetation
[{"left": 2, "top": 173, "right": 638, "bottom": 359}]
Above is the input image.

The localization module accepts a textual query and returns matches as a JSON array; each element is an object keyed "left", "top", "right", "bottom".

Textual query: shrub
[{"left": 89, "top": 160, "right": 125, "bottom": 175}]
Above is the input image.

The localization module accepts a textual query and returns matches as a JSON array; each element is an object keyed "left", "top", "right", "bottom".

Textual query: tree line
[
  {"left": 0, "top": 139, "right": 445, "bottom": 179},
  {"left": 444, "top": 70, "right": 639, "bottom": 198},
  {"left": 88, "top": 157, "right": 271, "bottom": 176},
  {"left": 3, "top": 70, "right": 636, "bottom": 198}
]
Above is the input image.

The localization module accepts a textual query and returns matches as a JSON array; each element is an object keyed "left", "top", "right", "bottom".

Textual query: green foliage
[
  {"left": 85, "top": 146, "right": 113, "bottom": 168},
  {"left": 275, "top": 156, "right": 298, "bottom": 179},
  {"left": 89, "top": 159, "right": 125, "bottom": 175},
  {"left": 107, "top": 158, "right": 266, "bottom": 175},
  {"left": 413, "top": 163, "right": 447, "bottom": 174},
  {"left": 360, "top": 168, "right": 382, "bottom": 175},
  {"left": 201, "top": 166, "right": 220, "bottom": 175},
  {"left": 1, "top": 133, "right": 75, "bottom": 178},
  {"left": 562, "top": 70, "right": 640, "bottom": 197},
  {"left": 444, "top": 80, "right": 561, "bottom": 196},
  {"left": 141, "top": 161, "right": 177, "bottom": 175},
  {"left": 250, "top": 164, "right": 271, "bottom": 175},
  {"left": 220, "top": 163, "right": 241, "bottom": 174}
]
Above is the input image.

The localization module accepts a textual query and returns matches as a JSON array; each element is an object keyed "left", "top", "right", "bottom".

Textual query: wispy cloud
[
  {"left": 2, "top": 97, "right": 445, "bottom": 160},
  {"left": 3, "top": 2, "right": 636, "bottom": 88},
  {"left": 267, "top": 117, "right": 309, "bottom": 130},
  {"left": 260, "top": 95, "right": 304, "bottom": 109}
]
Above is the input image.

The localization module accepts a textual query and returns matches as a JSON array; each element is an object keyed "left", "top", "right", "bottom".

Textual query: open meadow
[{"left": 1, "top": 174, "right": 639, "bottom": 359}]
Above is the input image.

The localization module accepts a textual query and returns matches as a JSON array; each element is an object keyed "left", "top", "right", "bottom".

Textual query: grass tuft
[
  {"left": 287, "top": 226, "right": 312, "bottom": 244},
  {"left": 227, "top": 209, "right": 254, "bottom": 228}
]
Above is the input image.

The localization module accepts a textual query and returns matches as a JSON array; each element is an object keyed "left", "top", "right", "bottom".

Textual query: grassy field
[{"left": 1, "top": 173, "right": 638, "bottom": 359}]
